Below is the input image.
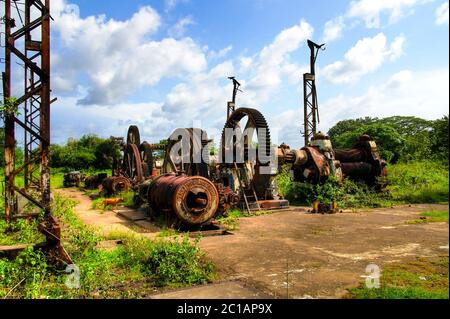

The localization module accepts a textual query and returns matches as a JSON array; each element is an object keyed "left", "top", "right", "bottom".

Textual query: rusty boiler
[{"left": 139, "top": 173, "right": 219, "bottom": 226}]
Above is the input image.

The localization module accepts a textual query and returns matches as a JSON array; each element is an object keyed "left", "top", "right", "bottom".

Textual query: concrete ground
[{"left": 56, "top": 189, "right": 449, "bottom": 299}]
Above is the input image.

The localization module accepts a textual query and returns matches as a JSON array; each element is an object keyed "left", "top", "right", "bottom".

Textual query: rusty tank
[{"left": 139, "top": 173, "right": 220, "bottom": 226}]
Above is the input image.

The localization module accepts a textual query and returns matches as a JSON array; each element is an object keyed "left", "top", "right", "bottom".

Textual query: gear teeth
[{"left": 220, "top": 108, "right": 272, "bottom": 165}]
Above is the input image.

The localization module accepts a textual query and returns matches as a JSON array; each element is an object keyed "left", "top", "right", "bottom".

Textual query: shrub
[
  {"left": 118, "top": 235, "right": 214, "bottom": 287},
  {"left": 0, "top": 247, "right": 48, "bottom": 298}
]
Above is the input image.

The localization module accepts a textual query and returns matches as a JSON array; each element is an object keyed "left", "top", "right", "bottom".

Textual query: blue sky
[{"left": 3, "top": 0, "right": 449, "bottom": 148}]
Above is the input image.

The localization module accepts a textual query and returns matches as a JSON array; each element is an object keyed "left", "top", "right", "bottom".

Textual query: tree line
[
  {"left": 1, "top": 115, "right": 448, "bottom": 170},
  {"left": 327, "top": 115, "right": 448, "bottom": 163}
]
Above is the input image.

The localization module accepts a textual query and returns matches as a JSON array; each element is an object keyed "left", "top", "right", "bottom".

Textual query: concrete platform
[
  {"left": 116, "top": 209, "right": 147, "bottom": 221},
  {"left": 150, "top": 281, "right": 273, "bottom": 299}
]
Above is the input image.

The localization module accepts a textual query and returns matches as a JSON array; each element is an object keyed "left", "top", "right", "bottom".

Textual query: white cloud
[
  {"left": 168, "top": 15, "right": 195, "bottom": 38},
  {"left": 207, "top": 45, "right": 233, "bottom": 60},
  {"left": 161, "top": 60, "right": 235, "bottom": 133},
  {"left": 435, "top": 2, "right": 449, "bottom": 25},
  {"left": 51, "top": 0, "right": 207, "bottom": 105},
  {"left": 51, "top": 95, "right": 171, "bottom": 144},
  {"left": 317, "top": 68, "right": 449, "bottom": 135},
  {"left": 323, "top": 17, "right": 345, "bottom": 42},
  {"left": 165, "top": 0, "right": 189, "bottom": 12},
  {"left": 157, "top": 20, "right": 313, "bottom": 133},
  {"left": 347, "top": 0, "right": 430, "bottom": 28},
  {"left": 243, "top": 20, "right": 313, "bottom": 104},
  {"left": 239, "top": 57, "right": 253, "bottom": 72},
  {"left": 322, "top": 33, "right": 406, "bottom": 84}
]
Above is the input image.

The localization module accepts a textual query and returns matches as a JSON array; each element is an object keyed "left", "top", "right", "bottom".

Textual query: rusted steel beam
[
  {"left": 39, "top": 0, "right": 51, "bottom": 215},
  {"left": 14, "top": 116, "right": 49, "bottom": 144},
  {"left": 4, "top": 0, "right": 14, "bottom": 223},
  {"left": 11, "top": 15, "right": 44, "bottom": 39}
]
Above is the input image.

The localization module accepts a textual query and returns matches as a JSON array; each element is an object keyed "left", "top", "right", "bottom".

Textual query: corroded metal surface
[
  {"left": 63, "top": 171, "right": 85, "bottom": 187},
  {"left": 84, "top": 173, "right": 108, "bottom": 189},
  {"left": 102, "top": 176, "right": 131, "bottom": 195},
  {"left": 335, "top": 135, "right": 387, "bottom": 187},
  {"left": 147, "top": 173, "right": 219, "bottom": 226}
]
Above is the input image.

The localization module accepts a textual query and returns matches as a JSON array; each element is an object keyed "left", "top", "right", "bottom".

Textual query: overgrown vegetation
[
  {"left": 277, "top": 160, "right": 449, "bottom": 208},
  {"left": 328, "top": 115, "right": 448, "bottom": 163},
  {"left": 278, "top": 117, "right": 450, "bottom": 209},
  {"left": 0, "top": 194, "right": 214, "bottom": 298},
  {"left": 347, "top": 257, "right": 449, "bottom": 299},
  {"left": 49, "top": 135, "right": 121, "bottom": 170},
  {"left": 0, "top": 217, "right": 45, "bottom": 246}
]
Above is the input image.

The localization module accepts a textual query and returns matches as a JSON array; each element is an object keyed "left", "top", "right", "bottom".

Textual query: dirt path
[
  {"left": 55, "top": 188, "right": 449, "bottom": 298},
  {"left": 55, "top": 188, "right": 159, "bottom": 237}
]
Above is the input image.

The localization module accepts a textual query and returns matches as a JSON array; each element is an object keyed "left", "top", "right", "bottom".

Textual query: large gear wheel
[
  {"left": 220, "top": 108, "right": 274, "bottom": 198},
  {"left": 126, "top": 125, "right": 141, "bottom": 146},
  {"left": 220, "top": 107, "right": 272, "bottom": 166}
]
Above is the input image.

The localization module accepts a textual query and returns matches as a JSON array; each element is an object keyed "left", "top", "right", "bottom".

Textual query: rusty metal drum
[
  {"left": 102, "top": 176, "right": 131, "bottom": 194},
  {"left": 147, "top": 173, "right": 219, "bottom": 226}
]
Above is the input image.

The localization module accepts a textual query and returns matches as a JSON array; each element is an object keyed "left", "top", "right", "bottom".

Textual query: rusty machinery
[
  {"left": 110, "top": 125, "right": 240, "bottom": 228},
  {"left": 334, "top": 134, "right": 387, "bottom": 188},
  {"left": 138, "top": 174, "right": 220, "bottom": 228},
  {"left": 219, "top": 107, "right": 289, "bottom": 212},
  {"left": 278, "top": 132, "right": 386, "bottom": 188},
  {"left": 63, "top": 171, "right": 85, "bottom": 188},
  {"left": 292, "top": 39, "right": 387, "bottom": 193},
  {"left": 278, "top": 132, "right": 341, "bottom": 184}
]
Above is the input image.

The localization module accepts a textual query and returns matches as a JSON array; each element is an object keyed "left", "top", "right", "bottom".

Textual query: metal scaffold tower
[
  {"left": 302, "top": 39, "right": 325, "bottom": 146},
  {"left": 1, "top": 0, "right": 71, "bottom": 265},
  {"left": 3, "top": 0, "right": 53, "bottom": 220}
]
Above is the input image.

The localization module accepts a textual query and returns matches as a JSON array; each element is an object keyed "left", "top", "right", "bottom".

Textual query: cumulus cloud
[
  {"left": 435, "top": 2, "right": 449, "bottom": 25},
  {"left": 322, "top": 33, "right": 406, "bottom": 84},
  {"left": 207, "top": 45, "right": 233, "bottom": 60},
  {"left": 242, "top": 20, "right": 313, "bottom": 104},
  {"left": 51, "top": 95, "right": 171, "bottom": 144},
  {"left": 317, "top": 68, "right": 449, "bottom": 135},
  {"left": 51, "top": 0, "right": 206, "bottom": 105},
  {"left": 165, "top": 0, "right": 190, "bottom": 12},
  {"left": 323, "top": 17, "right": 345, "bottom": 42},
  {"left": 157, "top": 20, "right": 313, "bottom": 138},
  {"left": 347, "top": 0, "right": 430, "bottom": 28},
  {"left": 160, "top": 60, "right": 236, "bottom": 135},
  {"left": 168, "top": 15, "right": 195, "bottom": 38}
]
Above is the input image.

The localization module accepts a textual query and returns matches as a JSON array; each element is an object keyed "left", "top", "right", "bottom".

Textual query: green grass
[
  {"left": 0, "top": 193, "right": 215, "bottom": 298},
  {"left": 0, "top": 217, "right": 45, "bottom": 246},
  {"left": 347, "top": 257, "right": 449, "bottom": 299},
  {"left": 90, "top": 191, "right": 135, "bottom": 211},
  {"left": 215, "top": 209, "right": 245, "bottom": 230},
  {"left": 215, "top": 208, "right": 275, "bottom": 230},
  {"left": 407, "top": 210, "right": 449, "bottom": 224},
  {"left": 387, "top": 161, "right": 449, "bottom": 204}
]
